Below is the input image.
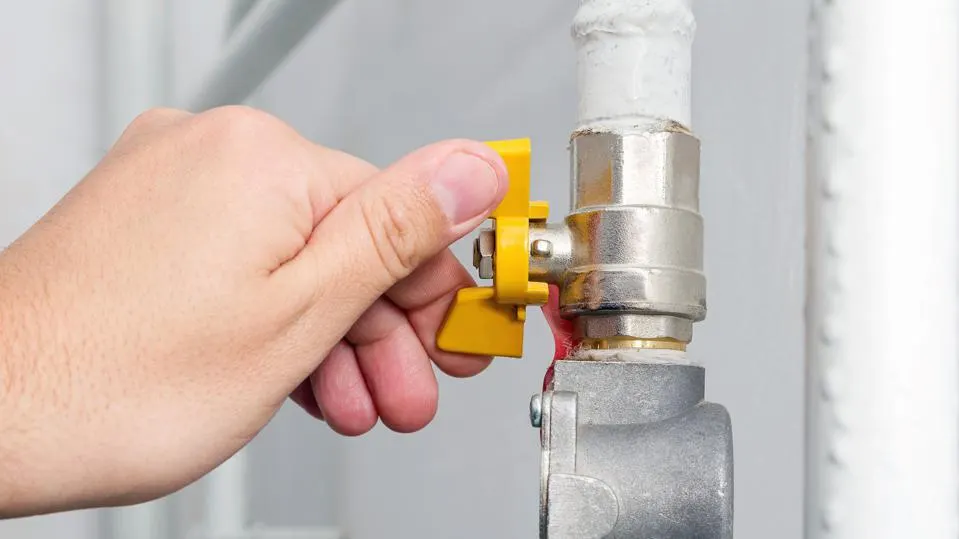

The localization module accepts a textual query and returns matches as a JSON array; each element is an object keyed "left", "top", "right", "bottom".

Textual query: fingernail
[{"left": 431, "top": 150, "right": 506, "bottom": 225}]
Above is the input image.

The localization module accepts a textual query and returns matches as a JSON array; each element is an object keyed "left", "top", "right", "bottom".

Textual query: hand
[{"left": 0, "top": 106, "right": 507, "bottom": 516}]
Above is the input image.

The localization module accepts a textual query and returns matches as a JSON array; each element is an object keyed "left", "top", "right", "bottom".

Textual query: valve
[{"left": 436, "top": 139, "right": 549, "bottom": 358}]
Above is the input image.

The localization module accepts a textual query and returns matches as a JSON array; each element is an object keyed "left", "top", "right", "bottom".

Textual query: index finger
[{"left": 386, "top": 250, "right": 493, "bottom": 378}]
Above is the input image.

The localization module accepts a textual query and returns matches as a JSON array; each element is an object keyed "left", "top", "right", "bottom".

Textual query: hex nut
[
  {"left": 472, "top": 237, "right": 482, "bottom": 269},
  {"left": 473, "top": 229, "right": 495, "bottom": 280}
]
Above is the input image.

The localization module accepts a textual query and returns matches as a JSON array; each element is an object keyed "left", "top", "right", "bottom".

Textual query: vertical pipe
[
  {"left": 101, "top": 0, "right": 170, "bottom": 146},
  {"left": 568, "top": 0, "right": 704, "bottom": 351},
  {"left": 573, "top": 0, "right": 694, "bottom": 132},
  {"left": 806, "top": 1, "right": 959, "bottom": 537},
  {"left": 112, "top": 503, "right": 168, "bottom": 539},
  {"left": 206, "top": 451, "right": 249, "bottom": 537}
]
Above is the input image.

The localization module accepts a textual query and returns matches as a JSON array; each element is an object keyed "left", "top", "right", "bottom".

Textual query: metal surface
[
  {"left": 528, "top": 224, "right": 572, "bottom": 283},
  {"left": 533, "top": 8, "right": 723, "bottom": 531},
  {"left": 539, "top": 360, "right": 733, "bottom": 538},
  {"left": 101, "top": 0, "right": 171, "bottom": 145},
  {"left": 528, "top": 9, "right": 721, "bottom": 534},
  {"left": 805, "top": 0, "right": 959, "bottom": 537},
  {"left": 206, "top": 451, "right": 249, "bottom": 537},
  {"left": 578, "top": 338, "right": 686, "bottom": 351},
  {"left": 570, "top": 130, "right": 700, "bottom": 210},
  {"left": 524, "top": 131, "right": 705, "bottom": 344},
  {"left": 563, "top": 131, "right": 704, "bottom": 333},
  {"left": 472, "top": 229, "right": 495, "bottom": 280},
  {"left": 531, "top": 239, "right": 553, "bottom": 258},
  {"left": 545, "top": 474, "right": 618, "bottom": 539},
  {"left": 529, "top": 393, "right": 543, "bottom": 428},
  {"left": 574, "top": 314, "right": 692, "bottom": 344}
]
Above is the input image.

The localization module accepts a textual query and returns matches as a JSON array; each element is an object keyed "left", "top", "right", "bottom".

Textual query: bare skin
[{"left": 0, "top": 106, "right": 506, "bottom": 517}]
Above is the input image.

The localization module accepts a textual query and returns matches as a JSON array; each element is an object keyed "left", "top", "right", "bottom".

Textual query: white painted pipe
[
  {"left": 572, "top": 0, "right": 695, "bottom": 132},
  {"left": 206, "top": 450, "right": 250, "bottom": 537},
  {"left": 183, "top": 0, "right": 342, "bottom": 112},
  {"left": 101, "top": 0, "right": 171, "bottom": 146},
  {"left": 805, "top": 1, "right": 959, "bottom": 538}
]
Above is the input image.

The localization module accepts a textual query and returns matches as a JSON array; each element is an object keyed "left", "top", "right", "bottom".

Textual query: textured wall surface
[{"left": 0, "top": 1, "right": 807, "bottom": 537}]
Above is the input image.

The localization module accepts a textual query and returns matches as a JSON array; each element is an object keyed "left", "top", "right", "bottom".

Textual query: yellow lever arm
[{"left": 436, "top": 139, "right": 549, "bottom": 358}]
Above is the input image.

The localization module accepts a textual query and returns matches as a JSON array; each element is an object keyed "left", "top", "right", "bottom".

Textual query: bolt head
[
  {"left": 529, "top": 393, "right": 543, "bottom": 428},
  {"left": 531, "top": 239, "right": 553, "bottom": 258}
]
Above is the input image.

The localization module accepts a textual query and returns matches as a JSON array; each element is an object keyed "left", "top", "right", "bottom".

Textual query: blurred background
[{"left": 0, "top": 0, "right": 807, "bottom": 537}]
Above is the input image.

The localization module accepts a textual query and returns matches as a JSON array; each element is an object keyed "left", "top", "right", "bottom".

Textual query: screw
[
  {"left": 530, "top": 239, "right": 553, "bottom": 258},
  {"left": 529, "top": 393, "right": 543, "bottom": 428},
  {"left": 472, "top": 229, "right": 495, "bottom": 280}
]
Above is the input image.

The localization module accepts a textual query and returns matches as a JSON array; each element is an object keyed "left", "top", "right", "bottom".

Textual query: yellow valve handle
[{"left": 436, "top": 139, "right": 549, "bottom": 358}]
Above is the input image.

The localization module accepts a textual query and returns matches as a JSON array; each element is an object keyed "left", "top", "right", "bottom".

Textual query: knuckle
[
  {"left": 194, "top": 106, "right": 289, "bottom": 149},
  {"left": 123, "top": 107, "right": 187, "bottom": 135},
  {"left": 362, "top": 190, "right": 432, "bottom": 281},
  {"left": 191, "top": 107, "right": 309, "bottom": 187},
  {"left": 201, "top": 104, "right": 275, "bottom": 127}
]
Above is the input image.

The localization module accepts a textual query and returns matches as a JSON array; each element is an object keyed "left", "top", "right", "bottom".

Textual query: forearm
[
  {"left": 0, "top": 250, "right": 41, "bottom": 516},
  {"left": 0, "top": 248, "right": 60, "bottom": 517},
  {"left": 0, "top": 246, "right": 106, "bottom": 517},
  {"left": 0, "top": 235, "right": 230, "bottom": 517}
]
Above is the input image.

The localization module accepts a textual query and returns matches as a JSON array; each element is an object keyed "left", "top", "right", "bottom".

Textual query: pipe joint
[{"left": 526, "top": 130, "right": 705, "bottom": 344}]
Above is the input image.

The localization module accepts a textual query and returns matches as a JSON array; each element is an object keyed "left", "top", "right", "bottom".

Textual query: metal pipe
[
  {"left": 227, "top": 0, "right": 260, "bottom": 35},
  {"left": 101, "top": 0, "right": 171, "bottom": 145},
  {"left": 113, "top": 502, "right": 168, "bottom": 539},
  {"left": 805, "top": 1, "right": 959, "bottom": 537},
  {"left": 573, "top": 0, "right": 694, "bottom": 132},
  {"left": 563, "top": 130, "right": 705, "bottom": 346},
  {"left": 543, "top": 361, "right": 732, "bottom": 538},
  {"left": 538, "top": 2, "right": 731, "bottom": 537},
  {"left": 183, "top": 0, "right": 342, "bottom": 112},
  {"left": 206, "top": 451, "right": 249, "bottom": 537},
  {"left": 562, "top": 0, "right": 703, "bottom": 349}
]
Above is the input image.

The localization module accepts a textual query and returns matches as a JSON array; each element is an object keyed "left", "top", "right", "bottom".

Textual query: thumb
[{"left": 282, "top": 139, "right": 508, "bottom": 344}]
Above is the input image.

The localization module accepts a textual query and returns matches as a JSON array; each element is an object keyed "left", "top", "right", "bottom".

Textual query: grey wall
[
  {"left": 0, "top": 1, "right": 807, "bottom": 537},
  {"left": 0, "top": 3, "right": 102, "bottom": 536}
]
